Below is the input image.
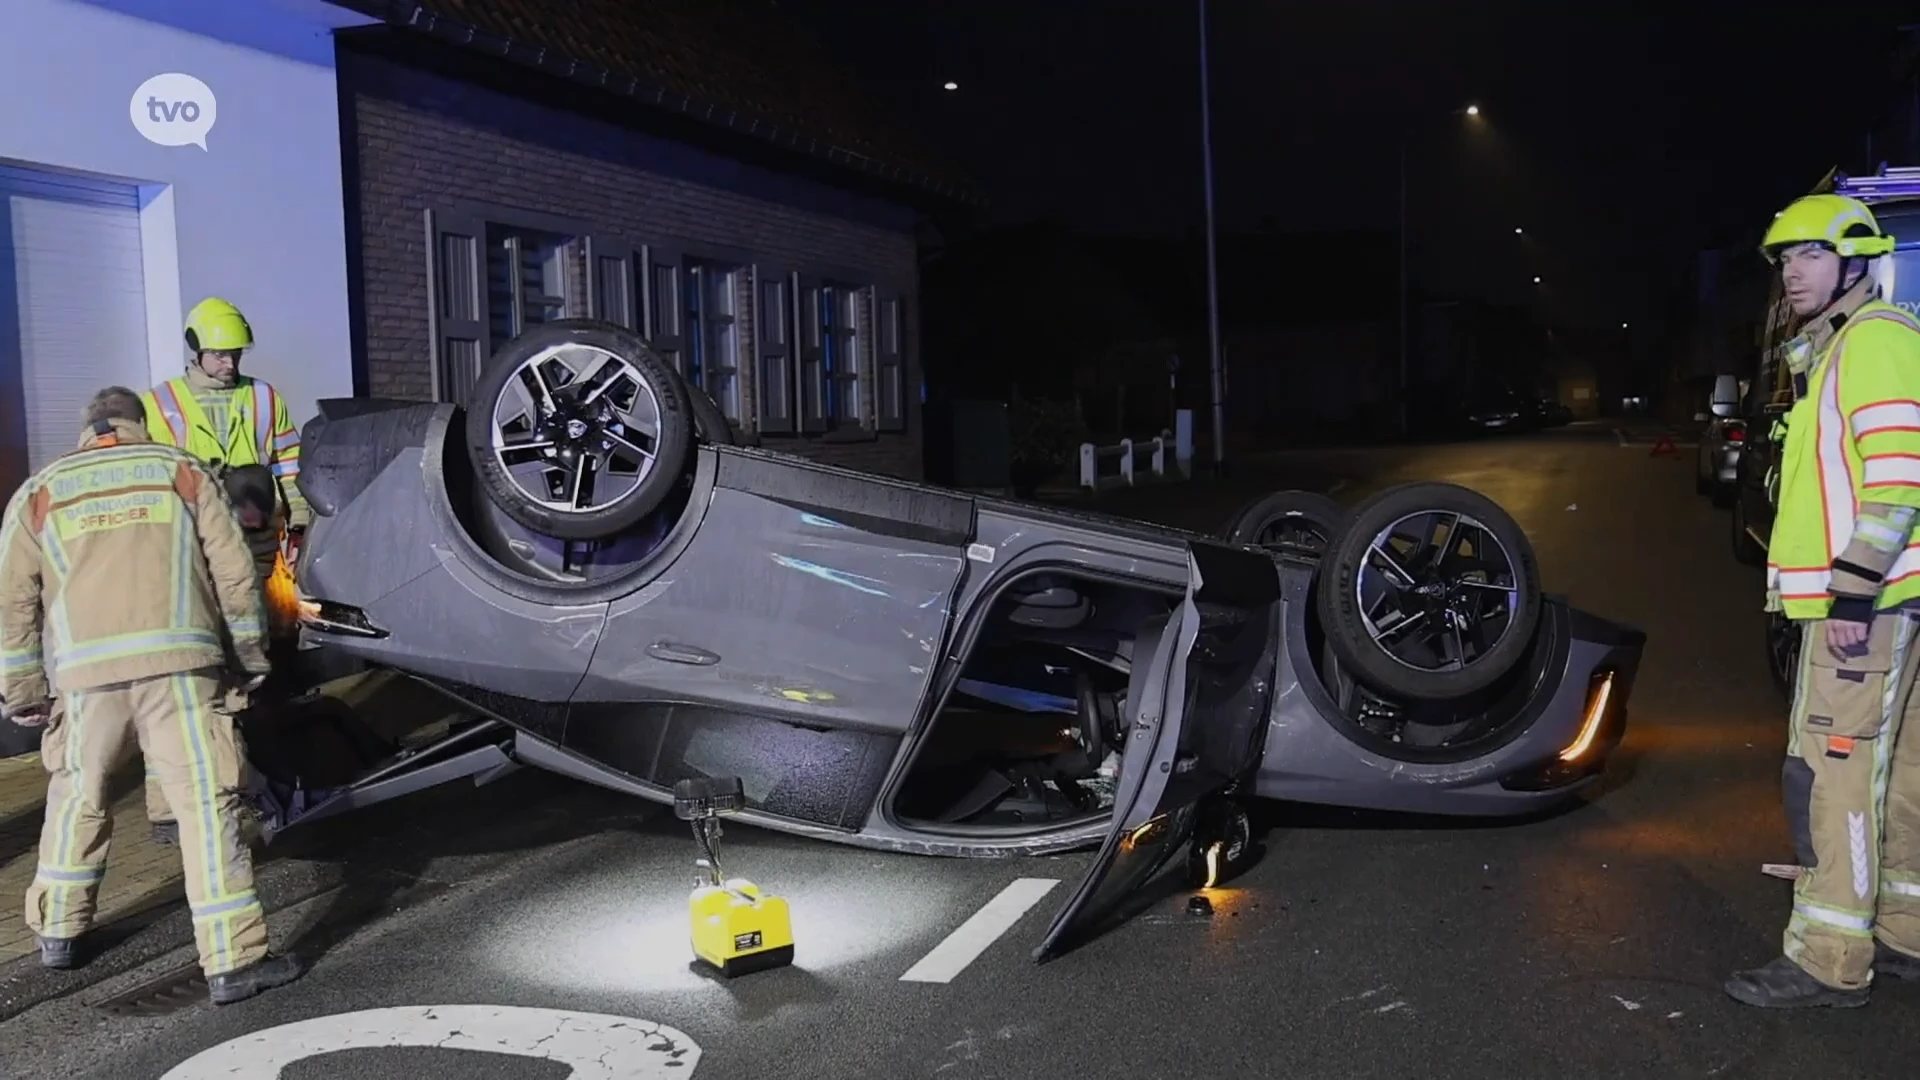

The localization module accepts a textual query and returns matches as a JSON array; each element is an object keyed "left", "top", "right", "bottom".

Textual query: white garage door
[{"left": 0, "top": 163, "right": 150, "bottom": 498}]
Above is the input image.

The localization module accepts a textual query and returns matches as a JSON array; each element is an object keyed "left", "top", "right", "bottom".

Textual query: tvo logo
[{"left": 129, "top": 73, "right": 217, "bottom": 150}]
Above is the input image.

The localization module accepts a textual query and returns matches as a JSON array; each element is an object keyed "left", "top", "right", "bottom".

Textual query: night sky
[{"left": 781, "top": 0, "right": 1917, "bottom": 332}]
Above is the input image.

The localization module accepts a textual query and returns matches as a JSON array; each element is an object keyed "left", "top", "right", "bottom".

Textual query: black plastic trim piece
[{"left": 714, "top": 446, "right": 975, "bottom": 547}]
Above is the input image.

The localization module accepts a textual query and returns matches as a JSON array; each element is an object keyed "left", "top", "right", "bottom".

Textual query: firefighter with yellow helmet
[
  {"left": 136, "top": 297, "right": 307, "bottom": 845},
  {"left": 1725, "top": 192, "right": 1920, "bottom": 1007}
]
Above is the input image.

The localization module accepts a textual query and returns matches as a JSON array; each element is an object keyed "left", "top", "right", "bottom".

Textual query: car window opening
[{"left": 890, "top": 569, "right": 1179, "bottom": 833}]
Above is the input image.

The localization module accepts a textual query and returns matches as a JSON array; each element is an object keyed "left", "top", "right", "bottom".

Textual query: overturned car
[{"left": 268, "top": 320, "right": 1645, "bottom": 958}]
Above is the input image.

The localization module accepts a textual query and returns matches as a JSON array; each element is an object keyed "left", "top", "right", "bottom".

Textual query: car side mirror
[{"left": 1709, "top": 373, "right": 1740, "bottom": 418}]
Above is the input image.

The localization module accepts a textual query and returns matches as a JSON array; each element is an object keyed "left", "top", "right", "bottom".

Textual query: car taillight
[{"left": 1726, "top": 428, "right": 1745, "bottom": 443}]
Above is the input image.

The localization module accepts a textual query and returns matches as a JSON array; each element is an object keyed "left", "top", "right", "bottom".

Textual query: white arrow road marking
[
  {"left": 160, "top": 1005, "right": 701, "bottom": 1079},
  {"left": 900, "top": 877, "right": 1059, "bottom": 984}
]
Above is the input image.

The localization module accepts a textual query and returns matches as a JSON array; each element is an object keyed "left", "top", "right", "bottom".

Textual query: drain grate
[{"left": 93, "top": 962, "right": 206, "bottom": 1017}]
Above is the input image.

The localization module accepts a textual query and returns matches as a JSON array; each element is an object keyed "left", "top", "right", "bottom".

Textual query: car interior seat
[{"left": 1004, "top": 575, "right": 1091, "bottom": 630}]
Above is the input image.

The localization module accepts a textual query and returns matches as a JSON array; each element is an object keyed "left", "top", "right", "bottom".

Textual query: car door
[
  {"left": 1031, "top": 538, "right": 1283, "bottom": 961},
  {"left": 1739, "top": 399, "right": 1790, "bottom": 545}
]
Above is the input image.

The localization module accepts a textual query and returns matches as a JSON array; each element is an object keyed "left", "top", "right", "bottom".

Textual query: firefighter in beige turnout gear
[
  {"left": 1725, "top": 194, "right": 1920, "bottom": 1008},
  {"left": 0, "top": 387, "right": 304, "bottom": 1004}
]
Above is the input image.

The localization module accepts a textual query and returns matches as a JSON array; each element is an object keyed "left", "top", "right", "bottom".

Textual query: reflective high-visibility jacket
[
  {"left": 1768, "top": 299, "right": 1920, "bottom": 619},
  {"left": 0, "top": 420, "right": 269, "bottom": 706},
  {"left": 138, "top": 372, "right": 305, "bottom": 523}
]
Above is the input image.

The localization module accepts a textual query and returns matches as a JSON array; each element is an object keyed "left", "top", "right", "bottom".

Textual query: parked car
[
  {"left": 1695, "top": 375, "right": 1748, "bottom": 506},
  {"left": 1463, "top": 389, "right": 1532, "bottom": 434},
  {"left": 271, "top": 319, "right": 1645, "bottom": 959}
]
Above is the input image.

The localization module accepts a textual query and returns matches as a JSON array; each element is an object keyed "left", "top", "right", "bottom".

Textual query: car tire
[
  {"left": 686, "top": 378, "right": 736, "bottom": 446},
  {"left": 1766, "top": 609, "right": 1800, "bottom": 702},
  {"left": 1221, "top": 489, "right": 1350, "bottom": 558},
  {"left": 465, "top": 319, "right": 694, "bottom": 541},
  {"left": 1316, "top": 481, "right": 1542, "bottom": 700}
]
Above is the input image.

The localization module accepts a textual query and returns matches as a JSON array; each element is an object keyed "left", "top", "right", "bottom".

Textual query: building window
[
  {"left": 876, "top": 293, "right": 906, "bottom": 431},
  {"left": 487, "top": 224, "right": 573, "bottom": 355},
  {"left": 820, "top": 284, "right": 860, "bottom": 426},
  {"left": 685, "top": 260, "right": 742, "bottom": 423},
  {"left": 798, "top": 280, "right": 862, "bottom": 432},
  {"left": 429, "top": 209, "right": 591, "bottom": 407},
  {"left": 755, "top": 267, "right": 793, "bottom": 434}
]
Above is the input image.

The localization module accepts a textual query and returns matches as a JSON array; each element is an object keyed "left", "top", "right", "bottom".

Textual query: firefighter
[
  {"left": 138, "top": 297, "right": 307, "bottom": 845},
  {"left": 1727, "top": 193, "right": 1920, "bottom": 1007},
  {"left": 0, "top": 387, "right": 304, "bottom": 1004}
]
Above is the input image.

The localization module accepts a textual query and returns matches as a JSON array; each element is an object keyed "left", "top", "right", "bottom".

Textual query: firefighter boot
[
  {"left": 36, "top": 935, "right": 77, "bottom": 970},
  {"left": 207, "top": 953, "right": 306, "bottom": 1005},
  {"left": 1877, "top": 942, "right": 1920, "bottom": 982},
  {"left": 1724, "top": 956, "right": 1869, "bottom": 1008}
]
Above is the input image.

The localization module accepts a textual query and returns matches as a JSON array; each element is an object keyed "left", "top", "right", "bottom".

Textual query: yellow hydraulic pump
[{"left": 674, "top": 776, "right": 794, "bottom": 978}]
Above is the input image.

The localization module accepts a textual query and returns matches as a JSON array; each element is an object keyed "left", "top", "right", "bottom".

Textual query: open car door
[{"left": 1032, "top": 539, "right": 1283, "bottom": 961}]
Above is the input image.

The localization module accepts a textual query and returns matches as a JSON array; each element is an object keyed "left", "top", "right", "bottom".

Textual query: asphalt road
[{"left": 7, "top": 422, "right": 1919, "bottom": 1080}]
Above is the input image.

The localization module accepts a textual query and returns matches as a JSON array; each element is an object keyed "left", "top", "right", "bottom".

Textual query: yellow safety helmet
[
  {"left": 1760, "top": 194, "right": 1896, "bottom": 261},
  {"left": 183, "top": 296, "right": 254, "bottom": 353}
]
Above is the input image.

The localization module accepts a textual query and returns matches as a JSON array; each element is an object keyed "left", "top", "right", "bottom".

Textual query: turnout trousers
[
  {"left": 24, "top": 668, "right": 269, "bottom": 977},
  {"left": 1783, "top": 613, "right": 1920, "bottom": 989},
  {"left": 143, "top": 521, "right": 280, "bottom": 831}
]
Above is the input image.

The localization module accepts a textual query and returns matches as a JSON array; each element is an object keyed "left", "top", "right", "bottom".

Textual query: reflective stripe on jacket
[
  {"left": 1769, "top": 299, "right": 1920, "bottom": 618},
  {"left": 140, "top": 373, "right": 306, "bottom": 525},
  {"left": 0, "top": 421, "right": 269, "bottom": 705}
]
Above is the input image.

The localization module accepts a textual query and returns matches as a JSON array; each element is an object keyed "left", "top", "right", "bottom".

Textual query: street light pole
[
  {"left": 1198, "top": 0, "right": 1226, "bottom": 471},
  {"left": 1397, "top": 138, "right": 1409, "bottom": 439}
]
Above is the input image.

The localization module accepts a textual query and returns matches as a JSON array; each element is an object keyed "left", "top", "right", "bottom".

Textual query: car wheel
[
  {"left": 1221, "top": 489, "right": 1349, "bottom": 559},
  {"left": 464, "top": 319, "right": 694, "bottom": 541},
  {"left": 1767, "top": 609, "right": 1800, "bottom": 702},
  {"left": 1315, "top": 481, "right": 1542, "bottom": 700},
  {"left": 686, "top": 378, "right": 736, "bottom": 446}
]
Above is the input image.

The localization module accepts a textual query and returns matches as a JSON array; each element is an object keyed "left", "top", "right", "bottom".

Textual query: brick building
[{"left": 327, "top": 0, "right": 974, "bottom": 479}]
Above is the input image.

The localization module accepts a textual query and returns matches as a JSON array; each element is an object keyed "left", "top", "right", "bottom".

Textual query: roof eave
[{"left": 323, "top": 0, "right": 984, "bottom": 208}]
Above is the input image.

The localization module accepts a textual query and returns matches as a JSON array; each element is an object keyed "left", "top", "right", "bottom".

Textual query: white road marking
[
  {"left": 160, "top": 1005, "right": 701, "bottom": 1079},
  {"left": 900, "top": 877, "right": 1060, "bottom": 984}
]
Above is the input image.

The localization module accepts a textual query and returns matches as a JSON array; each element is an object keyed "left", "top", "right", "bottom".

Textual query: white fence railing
[{"left": 1079, "top": 429, "right": 1194, "bottom": 491}]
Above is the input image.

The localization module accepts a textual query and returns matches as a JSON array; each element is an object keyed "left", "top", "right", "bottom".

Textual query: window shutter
[
  {"left": 796, "top": 274, "right": 827, "bottom": 433},
  {"left": 754, "top": 264, "right": 794, "bottom": 434},
  {"left": 644, "top": 245, "right": 685, "bottom": 376},
  {"left": 875, "top": 290, "right": 906, "bottom": 432},
  {"left": 426, "top": 208, "right": 489, "bottom": 407},
  {"left": 585, "top": 236, "right": 641, "bottom": 331}
]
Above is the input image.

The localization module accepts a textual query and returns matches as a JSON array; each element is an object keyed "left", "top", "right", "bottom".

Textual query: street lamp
[
  {"left": 1533, "top": 275, "right": 1543, "bottom": 284},
  {"left": 1199, "top": 0, "right": 1226, "bottom": 470},
  {"left": 1397, "top": 102, "right": 1484, "bottom": 438},
  {"left": 1514, "top": 226, "right": 1524, "bottom": 235},
  {"left": 943, "top": 81, "right": 958, "bottom": 91},
  {"left": 1621, "top": 321, "right": 1629, "bottom": 329}
]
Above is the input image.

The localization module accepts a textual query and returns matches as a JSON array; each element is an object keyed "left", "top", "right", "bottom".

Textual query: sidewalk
[
  {"left": 0, "top": 753, "right": 186, "bottom": 964},
  {"left": 0, "top": 670, "right": 459, "bottom": 966},
  {"left": 1024, "top": 452, "right": 1363, "bottom": 533}
]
